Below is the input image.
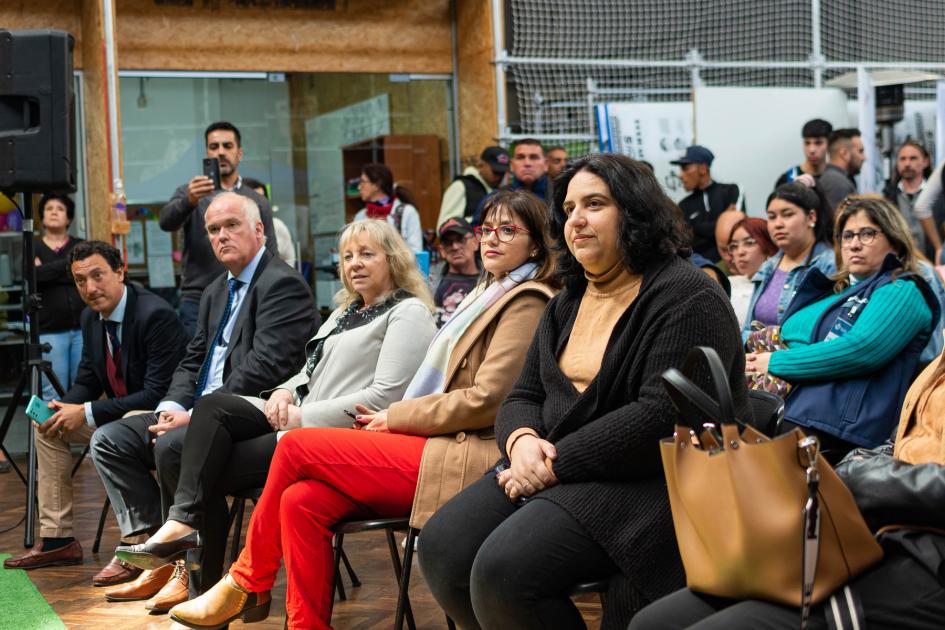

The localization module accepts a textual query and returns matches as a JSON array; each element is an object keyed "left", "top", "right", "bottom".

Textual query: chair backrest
[{"left": 746, "top": 389, "right": 785, "bottom": 437}]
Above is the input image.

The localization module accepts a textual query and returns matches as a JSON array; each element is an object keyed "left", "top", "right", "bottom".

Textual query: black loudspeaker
[{"left": 0, "top": 29, "right": 77, "bottom": 192}]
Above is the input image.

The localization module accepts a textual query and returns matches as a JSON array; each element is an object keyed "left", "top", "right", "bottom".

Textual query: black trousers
[
  {"left": 419, "top": 473, "right": 617, "bottom": 630},
  {"left": 155, "top": 393, "right": 276, "bottom": 594},
  {"left": 627, "top": 552, "right": 945, "bottom": 630}
]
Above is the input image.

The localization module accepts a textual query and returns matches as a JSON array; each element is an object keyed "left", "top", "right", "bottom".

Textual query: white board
[{"left": 693, "top": 87, "right": 850, "bottom": 216}]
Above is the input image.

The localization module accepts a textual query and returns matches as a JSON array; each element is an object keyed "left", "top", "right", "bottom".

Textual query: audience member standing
[
  {"left": 354, "top": 163, "right": 423, "bottom": 251},
  {"left": 431, "top": 218, "right": 481, "bottom": 327},
  {"left": 3, "top": 241, "right": 187, "bottom": 582},
  {"left": 243, "top": 178, "right": 296, "bottom": 268},
  {"left": 436, "top": 146, "right": 509, "bottom": 226},
  {"left": 773, "top": 118, "right": 833, "bottom": 188},
  {"left": 913, "top": 158, "right": 945, "bottom": 263},
  {"left": 33, "top": 194, "right": 85, "bottom": 401},
  {"left": 546, "top": 145, "right": 569, "bottom": 179},
  {"left": 818, "top": 128, "right": 864, "bottom": 212},
  {"left": 884, "top": 141, "right": 940, "bottom": 260},
  {"left": 672, "top": 145, "right": 744, "bottom": 263},
  {"left": 473, "top": 139, "right": 553, "bottom": 224},
  {"left": 160, "top": 121, "right": 277, "bottom": 338},
  {"left": 89, "top": 193, "right": 317, "bottom": 607}
]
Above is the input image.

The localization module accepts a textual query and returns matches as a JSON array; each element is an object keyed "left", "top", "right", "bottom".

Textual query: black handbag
[{"left": 836, "top": 445, "right": 945, "bottom": 532}]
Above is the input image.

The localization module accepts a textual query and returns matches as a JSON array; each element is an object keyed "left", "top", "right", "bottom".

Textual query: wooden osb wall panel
[
  {"left": 114, "top": 0, "right": 452, "bottom": 73},
  {"left": 0, "top": 0, "right": 84, "bottom": 67},
  {"left": 456, "top": 0, "right": 497, "bottom": 162},
  {"left": 80, "top": 0, "right": 121, "bottom": 240}
]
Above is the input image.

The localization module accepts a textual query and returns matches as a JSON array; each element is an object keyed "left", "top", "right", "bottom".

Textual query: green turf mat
[{"left": 0, "top": 554, "right": 68, "bottom": 630}]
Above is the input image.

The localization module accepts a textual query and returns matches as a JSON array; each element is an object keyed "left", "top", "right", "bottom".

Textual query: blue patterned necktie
[{"left": 195, "top": 277, "right": 241, "bottom": 396}]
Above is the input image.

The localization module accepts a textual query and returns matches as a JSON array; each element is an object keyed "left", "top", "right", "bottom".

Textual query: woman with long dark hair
[{"left": 418, "top": 154, "right": 747, "bottom": 628}]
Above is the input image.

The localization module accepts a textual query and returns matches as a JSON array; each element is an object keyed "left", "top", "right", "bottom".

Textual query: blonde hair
[
  {"left": 334, "top": 219, "right": 434, "bottom": 311},
  {"left": 831, "top": 195, "right": 920, "bottom": 291}
]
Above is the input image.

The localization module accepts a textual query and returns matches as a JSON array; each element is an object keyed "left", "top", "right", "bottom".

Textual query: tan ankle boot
[{"left": 169, "top": 573, "right": 270, "bottom": 629}]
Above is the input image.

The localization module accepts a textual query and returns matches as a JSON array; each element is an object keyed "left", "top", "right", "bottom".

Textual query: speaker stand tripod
[{"left": 0, "top": 193, "right": 66, "bottom": 548}]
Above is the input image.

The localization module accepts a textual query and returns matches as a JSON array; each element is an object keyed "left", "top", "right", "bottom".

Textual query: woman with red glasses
[{"left": 168, "top": 190, "right": 558, "bottom": 629}]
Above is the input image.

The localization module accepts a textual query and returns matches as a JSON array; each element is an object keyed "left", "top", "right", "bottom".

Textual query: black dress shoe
[{"left": 115, "top": 532, "right": 201, "bottom": 571}]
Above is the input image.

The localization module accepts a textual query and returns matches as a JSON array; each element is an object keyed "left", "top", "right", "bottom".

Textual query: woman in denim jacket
[{"left": 742, "top": 182, "right": 836, "bottom": 341}]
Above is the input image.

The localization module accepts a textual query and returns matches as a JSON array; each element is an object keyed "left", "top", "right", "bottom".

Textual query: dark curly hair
[
  {"left": 69, "top": 240, "right": 126, "bottom": 281},
  {"left": 767, "top": 182, "right": 834, "bottom": 245},
  {"left": 551, "top": 153, "right": 690, "bottom": 292}
]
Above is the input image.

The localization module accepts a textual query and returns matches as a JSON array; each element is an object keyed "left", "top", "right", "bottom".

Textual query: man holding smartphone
[{"left": 159, "top": 121, "right": 278, "bottom": 338}]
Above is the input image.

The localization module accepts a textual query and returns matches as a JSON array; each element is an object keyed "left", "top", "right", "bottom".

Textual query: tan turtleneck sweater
[
  {"left": 558, "top": 262, "right": 643, "bottom": 392},
  {"left": 505, "top": 262, "right": 642, "bottom": 456}
]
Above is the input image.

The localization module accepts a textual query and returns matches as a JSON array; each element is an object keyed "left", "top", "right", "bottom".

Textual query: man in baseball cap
[
  {"left": 671, "top": 144, "right": 744, "bottom": 262},
  {"left": 431, "top": 217, "right": 481, "bottom": 327},
  {"left": 437, "top": 146, "right": 510, "bottom": 227}
]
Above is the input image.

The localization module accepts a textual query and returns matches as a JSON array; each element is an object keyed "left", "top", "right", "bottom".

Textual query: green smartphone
[{"left": 25, "top": 395, "right": 54, "bottom": 424}]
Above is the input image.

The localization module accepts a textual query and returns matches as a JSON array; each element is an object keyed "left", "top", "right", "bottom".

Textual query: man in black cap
[
  {"left": 431, "top": 218, "right": 481, "bottom": 327},
  {"left": 671, "top": 145, "right": 744, "bottom": 262},
  {"left": 437, "top": 146, "right": 510, "bottom": 227}
]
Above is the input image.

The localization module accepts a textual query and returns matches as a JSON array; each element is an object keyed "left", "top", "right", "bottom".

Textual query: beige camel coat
[{"left": 386, "top": 280, "right": 555, "bottom": 528}]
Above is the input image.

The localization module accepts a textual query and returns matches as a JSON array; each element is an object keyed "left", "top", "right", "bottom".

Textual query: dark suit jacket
[
  {"left": 162, "top": 249, "right": 319, "bottom": 409},
  {"left": 62, "top": 283, "right": 188, "bottom": 425}
]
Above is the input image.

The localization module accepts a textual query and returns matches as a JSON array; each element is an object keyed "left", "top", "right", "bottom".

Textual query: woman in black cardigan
[{"left": 419, "top": 154, "right": 748, "bottom": 629}]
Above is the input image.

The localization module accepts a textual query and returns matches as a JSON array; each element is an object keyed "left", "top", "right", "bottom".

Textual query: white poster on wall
[{"left": 596, "top": 102, "right": 694, "bottom": 202}]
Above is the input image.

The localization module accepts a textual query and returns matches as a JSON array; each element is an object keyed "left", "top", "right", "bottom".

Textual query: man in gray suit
[{"left": 89, "top": 192, "right": 318, "bottom": 607}]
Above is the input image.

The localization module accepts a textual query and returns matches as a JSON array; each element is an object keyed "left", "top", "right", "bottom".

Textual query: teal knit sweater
[{"left": 768, "top": 278, "right": 932, "bottom": 381}]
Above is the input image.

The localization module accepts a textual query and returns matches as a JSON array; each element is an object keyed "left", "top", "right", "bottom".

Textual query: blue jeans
[
  {"left": 40, "top": 328, "right": 83, "bottom": 400},
  {"left": 179, "top": 297, "right": 200, "bottom": 340}
]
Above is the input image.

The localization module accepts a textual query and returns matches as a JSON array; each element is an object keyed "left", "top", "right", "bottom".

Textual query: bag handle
[{"left": 661, "top": 346, "right": 742, "bottom": 435}]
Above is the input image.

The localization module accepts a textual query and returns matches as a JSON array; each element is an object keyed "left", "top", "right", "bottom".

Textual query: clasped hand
[
  {"left": 264, "top": 389, "right": 302, "bottom": 431},
  {"left": 147, "top": 410, "right": 192, "bottom": 443},
  {"left": 745, "top": 351, "right": 772, "bottom": 376},
  {"left": 496, "top": 434, "right": 558, "bottom": 503}
]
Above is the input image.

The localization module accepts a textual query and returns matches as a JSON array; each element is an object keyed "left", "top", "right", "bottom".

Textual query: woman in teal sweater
[{"left": 746, "top": 196, "right": 938, "bottom": 461}]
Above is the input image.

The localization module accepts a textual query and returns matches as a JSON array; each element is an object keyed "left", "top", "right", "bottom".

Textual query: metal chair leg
[
  {"left": 229, "top": 498, "right": 246, "bottom": 565},
  {"left": 394, "top": 527, "right": 419, "bottom": 630},
  {"left": 446, "top": 615, "right": 457, "bottom": 630},
  {"left": 331, "top": 533, "right": 347, "bottom": 609},
  {"left": 385, "top": 528, "right": 416, "bottom": 630},
  {"left": 92, "top": 497, "right": 110, "bottom": 553},
  {"left": 340, "top": 547, "right": 360, "bottom": 587}
]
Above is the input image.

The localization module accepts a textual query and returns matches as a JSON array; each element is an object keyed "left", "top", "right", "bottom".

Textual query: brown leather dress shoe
[
  {"left": 170, "top": 574, "right": 270, "bottom": 629},
  {"left": 3, "top": 540, "right": 82, "bottom": 569},
  {"left": 104, "top": 563, "right": 175, "bottom": 602},
  {"left": 93, "top": 555, "right": 144, "bottom": 587},
  {"left": 145, "top": 562, "right": 189, "bottom": 613}
]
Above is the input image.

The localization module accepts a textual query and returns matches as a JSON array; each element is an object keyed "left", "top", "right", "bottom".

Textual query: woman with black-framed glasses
[{"left": 745, "top": 196, "right": 939, "bottom": 461}]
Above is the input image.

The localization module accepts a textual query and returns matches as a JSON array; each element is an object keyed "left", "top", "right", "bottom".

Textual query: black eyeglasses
[
  {"left": 473, "top": 224, "right": 531, "bottom": 243},
  {"left": 840, "top": 228, "right": 881, "bottom": 247}
]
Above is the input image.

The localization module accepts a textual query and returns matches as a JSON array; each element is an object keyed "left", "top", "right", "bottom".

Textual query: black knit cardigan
[{"left": 497, "top": 254, "right": 748, "bottom": 624}]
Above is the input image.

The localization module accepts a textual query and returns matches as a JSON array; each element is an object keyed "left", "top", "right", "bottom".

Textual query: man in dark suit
[
  {"left": 89, "top": 192, "right": 318, "bottom": 608},
  {"left": 3, "top": 241, "right": 187, "bottom": 576}
]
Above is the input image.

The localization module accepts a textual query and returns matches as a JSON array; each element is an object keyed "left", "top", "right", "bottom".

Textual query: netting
[{"left": 504, "top": 0, "right": 945, "bottom": 141}]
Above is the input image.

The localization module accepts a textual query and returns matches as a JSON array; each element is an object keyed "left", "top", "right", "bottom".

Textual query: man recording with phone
[{"left": 159, "top": 121, "right": 277, "bottom": 338}]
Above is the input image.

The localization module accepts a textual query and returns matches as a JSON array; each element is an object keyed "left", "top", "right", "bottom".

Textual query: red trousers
[{"left": 229, "top": 427, "right": 427, "bottom": 630}]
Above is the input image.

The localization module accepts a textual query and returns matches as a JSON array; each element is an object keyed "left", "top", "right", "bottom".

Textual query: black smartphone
[{"left": 202, "top": 157, "right": 221, "bottom": 190}]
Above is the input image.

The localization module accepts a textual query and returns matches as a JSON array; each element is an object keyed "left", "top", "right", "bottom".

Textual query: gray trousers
[{"left": 89, "top": 413, "right": 173, "bottom": 539}]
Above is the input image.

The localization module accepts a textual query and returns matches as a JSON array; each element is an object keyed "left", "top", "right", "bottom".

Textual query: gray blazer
[
  {"left": 264, "top": 296, "right": 436, "bottom": 429},
  {"left": 162, "top": 248, "right": 319, "bottom": 409}
]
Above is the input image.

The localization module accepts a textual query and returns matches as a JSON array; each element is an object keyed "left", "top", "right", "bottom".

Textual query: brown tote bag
[{"left": 659, "top": 347, "right": 882, "bottom": 620}]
